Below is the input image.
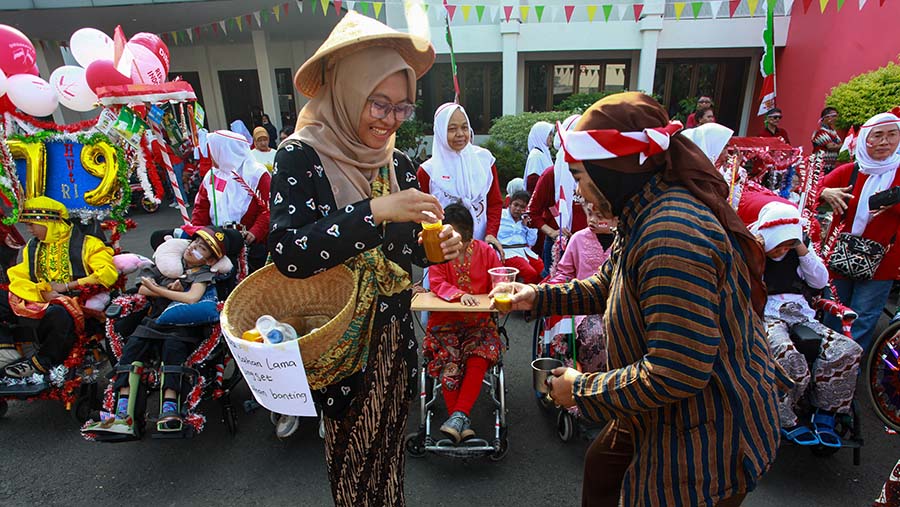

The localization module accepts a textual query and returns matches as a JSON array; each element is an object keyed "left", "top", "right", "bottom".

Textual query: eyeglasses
[
  {"left": 768, "top": 115, "right": 782, "bottom": 120},
  {"left": 367, "top": 98, "right": 415, "bottom": 122}
]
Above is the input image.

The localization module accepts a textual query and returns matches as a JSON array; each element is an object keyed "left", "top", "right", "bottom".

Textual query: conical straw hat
[{"left": 294, "top": 11, "right": 435, "bottom": 98}]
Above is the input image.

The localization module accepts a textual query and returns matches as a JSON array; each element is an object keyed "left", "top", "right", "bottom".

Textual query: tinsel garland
[
  {"left": 102, "top": 218, "right": 137, "bottom": 254},
  {"left": 105, "top": 294, "right": 150, "bottom": 359},
  {"left": 5, "top": 110, "right": 98, "bottom": 134},
  {"left": 140, "top": 132, "right": 165, "bottom": 204},
  {"left": 0, "top": 126, "right": 22, "bottom": 225}
]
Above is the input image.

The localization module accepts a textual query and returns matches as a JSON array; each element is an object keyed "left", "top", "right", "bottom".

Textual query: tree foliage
[{"left": 825, "top": 59, "right": 900, "bottom": 129}]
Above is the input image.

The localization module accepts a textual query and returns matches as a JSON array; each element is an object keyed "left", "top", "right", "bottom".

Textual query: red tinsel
[
  {"left": 140, "top": 140, "right": 167, "bottom": 201},
  {"left": 105, "top": 294, "right": 150, "bottom": 359},
  {"left": 758, "top": 217, "right": 801, "bottom": 229},
  {"left": 5, "top": 110, "right": 99, "bottom": 133}
]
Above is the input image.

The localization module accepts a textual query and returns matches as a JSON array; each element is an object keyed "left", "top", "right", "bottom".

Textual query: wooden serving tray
[{"left": 410, "top": 292, "right": 497, "bottom": 312}]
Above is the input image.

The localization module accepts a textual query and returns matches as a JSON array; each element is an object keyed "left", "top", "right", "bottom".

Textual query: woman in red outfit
[
  {"left": 418, "top": 103, "right": 503, "bottom": 252},
  {"left": 191, "top": 130, "right": 271, "bottom": 272},
  {"left": 819, "top": 111, "right": 900, "bottom": 352},
  {"left": 424, "top": 203, "right": 504, "bottom": 443}
]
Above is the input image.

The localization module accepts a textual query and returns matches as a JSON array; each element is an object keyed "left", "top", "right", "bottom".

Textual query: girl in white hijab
[
  {"left": 524, "top": 121, "right": 554, "bottom": 192},
  {"left": 420, "top": 102, "right": 502, "bottom": 249},
  {"left": 201, "top": 130, "right": 269, "bottom": 226}
]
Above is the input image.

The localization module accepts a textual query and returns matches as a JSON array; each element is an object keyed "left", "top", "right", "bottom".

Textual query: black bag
[{"left": 827, "top": 163, "right": 893, "bottom": 280}]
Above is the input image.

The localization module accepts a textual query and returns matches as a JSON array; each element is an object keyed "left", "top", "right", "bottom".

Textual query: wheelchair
[
  {"left": 83, "top": 228, "right": 246, "bottom": 442},
  {"left": 865, "top": 304, "right": 900, "bottom": 435},
  {"left": 404, "top": 296, "right": 512, "bottom": 462}
]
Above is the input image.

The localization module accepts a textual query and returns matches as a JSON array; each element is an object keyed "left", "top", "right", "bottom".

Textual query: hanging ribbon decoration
[{"left": 442, "top": 0, "right": 460, "bottom": 102}]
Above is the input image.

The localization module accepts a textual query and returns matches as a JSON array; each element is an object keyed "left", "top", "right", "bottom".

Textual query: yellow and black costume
[{"left": 0, "top": 197, "right": 117, "bottom": 377}]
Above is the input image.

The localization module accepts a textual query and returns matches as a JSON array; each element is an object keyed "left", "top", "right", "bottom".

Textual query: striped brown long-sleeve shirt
[{"left": 536, "top": 175, "right": 780, "bottom": 507}]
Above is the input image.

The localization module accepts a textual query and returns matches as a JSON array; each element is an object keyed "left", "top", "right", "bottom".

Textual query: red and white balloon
[
  {"left": 49, "top": 65, "right": 97, "bottom": 112},
  {"left": 7, "top": 74, "right": 58, "bottom": 117}
]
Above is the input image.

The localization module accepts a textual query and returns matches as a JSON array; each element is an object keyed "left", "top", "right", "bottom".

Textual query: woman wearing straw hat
[{"left": 268, "top": 12, "right": 462, "bottom": 506}]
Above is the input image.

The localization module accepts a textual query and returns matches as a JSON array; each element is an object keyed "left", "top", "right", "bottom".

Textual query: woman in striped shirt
[{"left": 492, "top": 92, "right": 780, "bottom": 507}]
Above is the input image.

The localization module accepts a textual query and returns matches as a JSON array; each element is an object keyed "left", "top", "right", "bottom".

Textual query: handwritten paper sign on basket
[{"left": 223, "top": 334, "right": 316, "bottom": 417}]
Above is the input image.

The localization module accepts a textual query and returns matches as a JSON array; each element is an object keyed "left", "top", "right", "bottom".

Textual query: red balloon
[
  {"left": 85, "top": 59, "right": 132, "bottom": 93},
  {"left": 0, "top": 25, "right": 36, "bottom": 76},
  {"left": 128, "top": 32, "right": 169, "bottom": 74},
  {"left": 0, "top": 94, "right": 15, "bottom": 113}
]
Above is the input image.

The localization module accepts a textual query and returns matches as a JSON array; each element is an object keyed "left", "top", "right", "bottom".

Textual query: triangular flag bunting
[
  {"left": 503, "top": 5, "right": 513, "bottom": 21},
  {"left": 245, "top": 14, "right": 253, "bottom": 26},
  {"left": 297, "top": 0, "right": 304, "bottom": 13},
  {"left": 520, "top": 5, "right": 529, "bottom": 21},
  {"left": 254, "top": 11, "right": 262, "bottom": 26},
  {"left": 674, "top": 2, "right": 687, "bottom": 18},
  {"left": 334, "top": 0, "right": 342, "bottom": 14},
  {"left": 691, "top": 1, "right": 703, "bottom": 16},
  {"left": 185, "top": 29, "right": 192, "bottom": 43},
  {"left": 347, "top": 1, "right": 356, "bottom": 11},
  {"left": 598, "top": 4, "right": 609, "bottom": 21},
  {"left": 194, "top": 26, "right": 201, "bottom": 40},
  {"left": 283, "top": 2, "right": 290, "bottom": 15},
  {"left": 211, "top": 22, "right": 218, "bottom": 33},
  {"left": 535, "top": 5, "right": 545, "bottom": 21},
  {"left": 476, "top": 5, "right": 485, "bottom": 21},
  {"left": 373, "top": 2, "right": 383, "bottom": 18},
  {"left": 748, "top": 0, "right": 759, "bottom": 14},
  {"left": 616, "top": 4, "right": 628, "bottom": 20},
  {"left": 263, "top": 10, "right": 269, "bottom": 22},
  {"left": 489, "top": 5, "right": 499, "bottom": 21},
  {"left": 219, "top": 20, "right": 227, "bottom": 34},
  {"left": 461, "top": 5, "right": 471, "bottom": 21},
  {"left": 819, "top": 0, "right": 829, "bottom": 11},
  {"left": 564, "top": 5, "right": 575, "bottom": 22},
  {"left": 859, "top": 0, "right": 868, "bottom": 9},
  {"left": 360, "top": 1, "right": 369, "bottom": 15},
  {"left": 320, "top": 0, "right": 329, "bottom": 15},
  {"left": 633, "top": 4, "right": 643, "bottom": 20},
  {"left": 729, "top": 0, "right": 741, "bottom": 16},
  {"left": 446, "top": 4, "right": 457, "bottom": 20},
  {"left": 880, "top": 0, "right": 885, "bottom": 6},
  {"left": 802, "top": 0, "right": 813, "bottom": 11},
  {"left": 710, "top": 0, "right": 723, "bottom": 17},
  {"left": 236, "top": 16, "right": 243, "bottom": 31}
]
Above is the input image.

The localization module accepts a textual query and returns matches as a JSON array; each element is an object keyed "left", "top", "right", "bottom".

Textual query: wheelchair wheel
[
  {"left": 222, "top": 402, "right": 238, "bottom": 436},
  {"left": 0, "top": 399, "right": 7, "bottom": 418},
  {"left": 404, "top": 432, "right": 426, "bottom": 458},
  {"left": 71, "top": 389, "right": 101, "bottom": 425},
  {"left": 488, "top": 428, "right": 509, "bottom": 462},
  {"left": 557, "top": 410, "right": 576, "bottom": 443},
  {"left": 865, "top": 320, "right": 900, "bottom": 433},
  {"left": 141, "top": 196, "right": 159, "bottom": 214}
]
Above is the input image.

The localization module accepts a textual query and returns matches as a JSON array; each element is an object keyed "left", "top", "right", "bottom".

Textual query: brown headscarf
[
  {"left": 295, "top": 46, "right": 413, "bottom": 207},
  {"left": 576, "top": 92, "right": 767, "bottom": 316}
]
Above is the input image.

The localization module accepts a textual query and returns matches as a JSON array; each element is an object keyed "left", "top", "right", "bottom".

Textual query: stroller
[{"left": 83, "top": 228, "right": 246, "bottom": 441}]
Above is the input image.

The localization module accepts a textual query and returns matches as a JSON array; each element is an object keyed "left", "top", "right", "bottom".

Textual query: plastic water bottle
[{"left": 254, "top": 315, "right": 298, "bottom": 344}]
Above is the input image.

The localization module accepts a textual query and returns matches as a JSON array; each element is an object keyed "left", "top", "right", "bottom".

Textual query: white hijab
[
  {"left": 553, "top": 114, "right": 581, "bottom": 230},
  {"left": 193, "top": 128, "right": 209, "bottom": 158},
  {"left": 681, "top": 122, "right": 734, "bottom": 164},
  {"left": 203, "top": 130, "right": 267, "bottom": 225},
  {"left": 421, "top": 103, "right": 496, "bottom": 240},
  {"left": 229, "top": 120, "right": 253, "bottom": 143},
  {"left": 524, "top": 121, "right": 554, "bottom": 180},
  {"left": 851, "top": 112, "right": 900, "bottom": 236}
]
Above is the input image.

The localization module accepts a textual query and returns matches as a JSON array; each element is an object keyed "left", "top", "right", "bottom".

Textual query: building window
[
  {"left": 652, "top": 58, "right": 750, "bottom": 131},
  {"left": 525, "top": 60, "right": 631, "bottom": 112},
  {"left": 418, "top": 62, "right": 502, "bottom": 135},
  {"left": 275, "top": 68, "right": 297, "bottom": 129}
]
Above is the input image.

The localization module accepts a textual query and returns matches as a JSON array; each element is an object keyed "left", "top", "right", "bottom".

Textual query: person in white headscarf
[
  {"left": 681, "top": 122, "right": 734, "bottom": 165},
  {"left": 418, "top": 102, "right": 503, "bottom": 252},
  {"left": 229, "top": 120, "right": 253, "bottom": 143},
  {"left": 191, "top": 130, "right": 271, "bottom": 272},
  {"left": 819, "top": 111, "right": 900, "bottom": 351},
  {"left": 526, "top": 115, "right": 586, "bottom": 277},
  {"left": 523, "top": 121, "right": 554, "bottom": 193}
]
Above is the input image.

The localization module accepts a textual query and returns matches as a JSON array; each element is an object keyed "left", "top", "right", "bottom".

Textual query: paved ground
[{"left": 0, "top": 205, "right": 898, "bottom": 506}]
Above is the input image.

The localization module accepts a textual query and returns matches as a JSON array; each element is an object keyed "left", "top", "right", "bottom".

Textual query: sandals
[
  {"left": 157, "top": 410, "right": 183, "bottom": 432},
  {"left": 82, "top": 415, "right": 136, "bottom": 436},
  {"left": 781, "top": 425, "right": 819, "bottom": 446},
  {"left": 4, "top": 359, "right": 38, "bottom": 379},
  {"left": 812, "top": 410, "right": 843, "bottom": 448}
]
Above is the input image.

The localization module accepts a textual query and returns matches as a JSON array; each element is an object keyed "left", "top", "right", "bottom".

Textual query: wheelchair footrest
[
  {"left": 151, "top": 425, "right": 195, "bottom": 439},
  {"left": 0, "top": 380, "right": 49, "bottom": 397},
  {"left": 91, "top": 432, "right": 141, "bottom": 444}
]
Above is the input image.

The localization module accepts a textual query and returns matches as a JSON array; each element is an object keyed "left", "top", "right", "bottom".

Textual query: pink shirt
[{"left": 548, "top": 228, "right": 611, "bottom": 284}]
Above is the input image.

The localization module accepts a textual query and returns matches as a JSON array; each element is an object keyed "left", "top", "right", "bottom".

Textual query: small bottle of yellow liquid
[{"left": 421, "top": 220, "right": 445, "bottom": 264}]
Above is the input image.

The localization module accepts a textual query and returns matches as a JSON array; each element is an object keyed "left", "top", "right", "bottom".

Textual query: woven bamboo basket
[{"left": 221, "top": 264, "right": 357, "bottom": 365}]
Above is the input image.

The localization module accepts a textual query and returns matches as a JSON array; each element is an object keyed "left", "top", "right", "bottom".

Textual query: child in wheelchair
[
  {"left": 752, "top": 201, "right": 863, "bottom": 448},
  {"left": 423, "top": 203, "right": 504, "bottom": 444},
  {"left": 83, "top": 226, "right": 232, "bottom": 437}
]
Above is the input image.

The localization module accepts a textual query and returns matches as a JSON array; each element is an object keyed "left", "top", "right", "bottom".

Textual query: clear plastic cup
[{"left": 488, "top": 267, "right": 519, "bottom": 312}]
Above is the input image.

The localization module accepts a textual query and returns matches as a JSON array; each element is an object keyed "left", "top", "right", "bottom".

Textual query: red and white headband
[
  {"left": 558, "top": 120, "right": 684, "bottom": 165},
  {"left": 757, "top": 217, "right": 801, "bottom": 230}
]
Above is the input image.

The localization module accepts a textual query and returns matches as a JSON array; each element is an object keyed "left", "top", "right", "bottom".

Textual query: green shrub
[
  {"left": 556, "top": 91, "right": 617, "bottom": 113},
  {"left": 825, "top": 59, "right": 900, "bottom": 129},
  {"left": 481, "top": 139, "right": 524, "bottom": 192},
  {"left": 487, "top": 111, "right": 573, "bottom": 155},
  {"left": 396, "top": 101, "right": 430, "bottom": 155}
]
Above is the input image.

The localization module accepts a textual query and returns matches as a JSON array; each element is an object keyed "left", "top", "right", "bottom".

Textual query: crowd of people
[{"left": 2, "top": 10, "right": 899, "bottom": 507}]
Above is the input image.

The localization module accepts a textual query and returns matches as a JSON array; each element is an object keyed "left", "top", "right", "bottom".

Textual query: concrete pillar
[
  {"left": 515, "top": 53, "right": 525, "bottom": 114},
  {"left": 500, "top": 21, "right": 520, "bottom": 116},
  {"left": 194, "top": 45, "right": 223, "bottom": 130},
  {"left": 252, "top": 30, "right": 280, "bottom": 128},
  {"left": 739, "top": 53, "right": 762, "bottom": 136},
  {"left": 33, "top": 43, "right": 66, "bottom": 125},
  {"left": 636, "top": 0, "right": 664, "bottom": 95}
]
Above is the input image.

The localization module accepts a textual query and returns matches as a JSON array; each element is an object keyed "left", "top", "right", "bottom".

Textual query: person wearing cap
[
  {"left": 751, "top": 201, "right": 862, "bottom": 447},
  {"left": 191, "top": 129, "right": 271, "bottom": 273},
  {"left": 268, "top": 12, "right": 461, "bottom": 506},
  {"left": 0, "top": 197, "right": 117, "bottom": 378},
  {"left": 251, "top": 126, "right": 276, "bottom": 172},
  {"left": 83, "top": 226, "right": 231, "bottom": 437},
  {"left": 490, "top": 93, "right": 780, "bottom": 507},
  {"left": 758, "top": 107, "right": 792, "bottom": 145},
  {"left": 818, "top": 111, "right": 900, "bottom": 353}
]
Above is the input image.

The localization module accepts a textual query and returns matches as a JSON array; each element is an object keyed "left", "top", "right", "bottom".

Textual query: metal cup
[{"left": 532, "top": 357, "right": 564, "bottom": 395}]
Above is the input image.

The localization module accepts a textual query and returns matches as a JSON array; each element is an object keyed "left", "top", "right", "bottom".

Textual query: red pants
[
  {"left": 504, "top": 255, "right": 544, "bottom": 284},
  {"left": 442, "top": 355, "right": 490, "bottom": 416}
]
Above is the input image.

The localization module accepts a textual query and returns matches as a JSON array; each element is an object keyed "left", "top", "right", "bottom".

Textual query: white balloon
[
  {"left": 126, "top": 43, "right": 166, "bottom": 85},
  {"left": 0, "top": 68, "right": 6, "bottom": 97},
  {"left": 7, "top": 74, "right": 58, "bottom": 117},
  {"left": 69, "top": 28, "right": 114, "bottom": 68},
  {"left": 49, "top": 65, "right": 97, "bottom": 112}
]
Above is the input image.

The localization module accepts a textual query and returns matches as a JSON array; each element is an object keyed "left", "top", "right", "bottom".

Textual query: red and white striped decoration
[
  {"left": 152, "top": 128, "right": 191, "bottom": 225},
  {"left": 559, "top": 120, "right": 684, "bottom": 165}
]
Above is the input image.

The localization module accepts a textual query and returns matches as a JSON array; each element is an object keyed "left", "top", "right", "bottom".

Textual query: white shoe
[
  {"left": 0, "top": 348, "right": 22, "bottom": 370},
  {"left": 168, "top": 201, "right": 180, "bottom": 208},
  {"left": 275, "top": 415, "right": 300, "bottom": 439}
]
